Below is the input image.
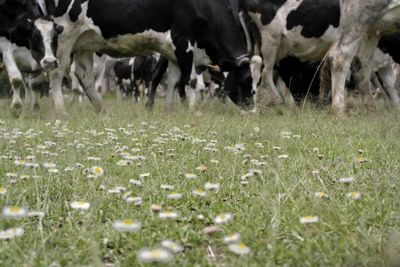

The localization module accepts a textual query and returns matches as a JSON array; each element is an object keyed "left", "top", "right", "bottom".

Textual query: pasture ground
[{"left": 0, "top": 97, "right": 399, "bottom": 266}]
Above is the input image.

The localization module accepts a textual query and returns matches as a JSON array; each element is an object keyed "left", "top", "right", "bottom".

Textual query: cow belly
[{"left": 278, "top": 25, "right": 337, "bottom": 62}]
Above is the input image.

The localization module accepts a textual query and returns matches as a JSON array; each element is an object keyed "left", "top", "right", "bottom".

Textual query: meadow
[{"left": 0, "top": 97, "right": 399, "bottom": 266}]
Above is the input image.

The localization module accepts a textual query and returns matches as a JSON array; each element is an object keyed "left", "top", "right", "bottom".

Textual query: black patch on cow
[
  {"left": 379, "top": 33, "right": 400, "bottom": 64},
  {"left": 241, "top": 0, "right": 287, "bottom": 25},
  {"left": 69, "top": 0, "right": 87, "bottom": 22},
  {"left": 287, "top": 0, "right": 340, "bottom": 38}
]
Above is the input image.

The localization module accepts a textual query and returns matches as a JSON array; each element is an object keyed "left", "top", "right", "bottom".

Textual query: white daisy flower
[
  {"left": 192, "top": 189, "right": 207, "bottom": 197},
  {"left": 70, "top": 201, "right": 91, "bottom": 210},
  {"left": 249, "top": 169, "right": 262, "bottom": 176},
  {"left": 150, "top": 204, "right": 162, "bottom": 212},
  {"left": 272, "top": 146, "right": 281, "bottom": 150},
  {"left": 117, "top": 160, "right": 132, "bottom": 166},
  {"left": 223, "top": 233, "right": 241, "bottom": 244},
  {"left": 113, "top": 219, "right": 141, "bottom": 232},
  {"left": 204, "top": 182, "right": 220, "bottom": 191},
  {"left": 42, "top": 162, "right": 56, "bottom": 169},
  {"left": 161, "top": 240, "right": 184, "bottom": 254},
  {"left": 312, "top": 170, "right": 320, "bottom": 175},
  {"left": 137, "top": 248, "right": 172, "bottom": 263},
  {"left": 253, "top": 126, "right": 260, "bottom": 133},
  {"left": 139, "top": 173, "right": 150, "bottom": 179},
  {"left": 214, "top": 213, "right": 233, "bottom": 224},
  {"left": 5, "top": 173, "right": 18, "bottom": 178},
  {"left": 338, "top": 177, "right": 354, "bottom": 184},
  {"left": 277, "top": 154, "right": 289, "bottom": 159},
  {"left": 64, "top": 167, "right": 75, "bottom": 172},
  {"left": 0, "top": 187, "right": 6, "bottom": 195},
  {"left": 347, "top": 192, "right": 361, "bottom": 200},
  {"left": 13, "top": 159, "right": 26, "bottom": 166},
  {"left": 228, "top": 242, "right": 251, "bottom": 255},
  {"left": 184, "top": 173, "right": 197, "bottom": 179},
  {"left": 300, "top": 216, "right": 319, "bottom": 224},
  {"left": 48, "top": 168, "right": 59, "bottom": 174},
  {"left": 314, "top": 192, "right": 328, "bottom": 198},
  {"left": 0, "top": 227, "right": 24, "bottom": 240},
  {"left": 126, "top": 197, "right": 143, "bottom": 206},
  {"left": 91, "top": 166, "right": 104, "bottom": 176},
  {"left": 129, "top": 179, "right": 142, "bottom": 187},
  {"left": 159, "top": 211, "right": 179, "bottom": 219},
  {"left": 160, "top": 185, "right": 174, "bottom": 190},
  {"left": 197, "top": 214, "right": 205, "bottom": 220},
  {"left": 167, "top": 192, "right": 182, "bottom": 200},
  {"left": 2, "top": 206, "right": 27, "bottom": 219}
]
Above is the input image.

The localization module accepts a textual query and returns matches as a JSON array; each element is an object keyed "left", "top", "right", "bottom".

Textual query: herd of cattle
[{"left": 1, "top": 0, "right": 400, "bottom": 117}]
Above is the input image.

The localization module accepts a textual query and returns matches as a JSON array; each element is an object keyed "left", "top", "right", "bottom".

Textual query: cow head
[
  {"left": 190, "top": 0, "right": 254, "bottom": 109},
  {"left": 28, "top": 17, "right": 63, "bottom": 71}
]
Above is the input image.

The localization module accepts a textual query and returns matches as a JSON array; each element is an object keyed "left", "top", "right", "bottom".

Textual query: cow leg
[
  {"left": 146, "top": 56, "right": 169, "bottom": 110},
  {"left": 49, "top": 67, "right": 67, "bottom": 116},
  {"left": 165, "top": 63, "right": 181, "bottom": 111},
  {"left": 351, "top": 34, "right": 380, "bottom": 110},
  {"left": 2, "top": 48, "right": 23, "bottom": 117},
  {"left": 74, "top": 51, "right": 103, "bottom": 113},
  {"left": 378, "top": 65, "right": 400, "bottom": 109}
]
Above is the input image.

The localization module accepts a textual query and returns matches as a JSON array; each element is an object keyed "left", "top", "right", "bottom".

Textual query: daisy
[
  {"left": 139, "top": 173, "right": 150, "bottom": 179},
  {"left": 13, "top": 159, "right": 26, "bottom": 166},
  {"left": 42, "top": 162, "right": 56, "bottom": 169},
  {"left": 356, "top": 157, "right": 369, "bottom": 164},
  {"left": 5, "top": 173, "right": 18, "bottom": 178},
  {"left": 167, "top": 192, "right": 182, "bottom": 200},
  {"left": 210, "top": 159, "right": 220, "bottom": 164},
  {"left": 2, "top": 206, "right": 27, "bottom": 219},
  {"left": 150, "top": 204, "right": 162, "bottom": 212},
  {"left": 160, "top": 185, "right": 174, "bottom": 190},
  {"left": 0, "top": 187, "right": 6, "bottom": 195},
  {"left": 126, "top": 197, "right": 143, "bottom": 206},
  {"left": 338, "top": 177, "right": 354, "bottom": 184},
  {"left": 0, "top": 227, "right": 24, "bottom": 240},
  {"left": 48, "top": 168, "right": 59, "bottom": 174},
  {"left": 197, "top": 214, "right": 205, "bottom": 220},
  {"left": 228, "top": 242, "right": 251, "bottom": 255},
  {"left": 300, "top": 216, "right": 319, "bottom": 224},
  {"left": 70, "top": 201, "right": 91, "bottom": 210},
  {"left": 113, "top": 219, "right": 141, "bottom": 232},
  {"left": 278, "top": 154, "right": 289, "bottom": 159},
  {"left": 223, "top": 233, "right": 241, "bottom": 244},
  {"left": 161, "top": 240, "right": 184, "bottom": 254},
  {"left": 347, "top": 192, "right": 361, "bottom": 200},
  {"left": 314, "top": 192, "right": 328, "bottom": 198},
  {"left": 249, "top": 169, "right": 262, "bottom": 175},
  {"left": 204, "top": 182, "right": 220, "bottom": 191},
  {"left": 159, "top": 211, "right": 179, "bottom": 219},
  {"left": 117, "top": 160, "right": 131, "bottom": 166},
  {"left": 91, "top": 166, "right": 104, "bottom": 176},
  {"left": 272, "top": 146, "right": 281, "bottom": 150},
  {"left": 312, "top": 170, "right": 320, "bottom": 175},
  {"left": 214, "top": 213, "right": 233, "bottom": 224},
  {"left": 137, "top": 248, "right": 172, "bottom": 263},
  {"left": 192, "top": 189, "right": 207, "bottom": 197},
  {"left": 129, "top": 179, "right": 142, "bottom": 187},
  {"left": 253, "top": 126, "right": 260, "bottom": 133},
  {"left": 184, "top": 173, "right": 197, "bottom": 179}
]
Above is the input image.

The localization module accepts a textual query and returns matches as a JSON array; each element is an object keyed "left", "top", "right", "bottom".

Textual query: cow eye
[{"left": 55, "top": 24, "right": 64, "bottom": 34}]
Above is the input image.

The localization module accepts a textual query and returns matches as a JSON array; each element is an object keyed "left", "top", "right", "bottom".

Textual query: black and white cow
[
  {"left": 114, "top": 55, "right": 158, "bottom": 102},
  {"left": 34, "top": 0, "right": 254, "bottom": 115},
  {"left": 240, "top": 0, "right": 400, "bottom": 113},
  {"left": 0, "top": 0, "right": 61, "bottom": 115},
  {"left": 321, "top": 0, "right": 400, "bottom": 116}
]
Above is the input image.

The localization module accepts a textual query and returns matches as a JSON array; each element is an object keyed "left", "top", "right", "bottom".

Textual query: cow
[
  {"left": 321, "top": 0, "right": 400, "bottom": 116},
  {"left": 114, "top": 55, "right": 158, "bottom": 102},
  {"left": 0, "top": 0, "right": 61, "bottom": 116},
  {"left": 240, "top": 0, "right": 400, "bottom": 114},
  {"left": 33, "top": 0, "right": 254, "bottom": 115}
]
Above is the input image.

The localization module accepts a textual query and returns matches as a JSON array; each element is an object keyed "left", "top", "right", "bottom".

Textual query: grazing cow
[
  {"left": 321, "top": 0, "right": 400, "bottom": 116},
  {"left": 114, "top": 55, "right": 158, "bottom": 102},
  {"left": 34, "top": 0, "right": 254, "bottom": 115},
  {"left": 0, "top": 0, "right": 61, "bottom": 115}
]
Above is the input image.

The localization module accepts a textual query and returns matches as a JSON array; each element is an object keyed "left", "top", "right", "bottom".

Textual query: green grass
[{"left": 0, "top": 97, "right": 399, "bottom": 266}]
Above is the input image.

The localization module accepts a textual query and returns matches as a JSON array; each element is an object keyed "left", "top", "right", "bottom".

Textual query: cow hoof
[
  {"left": 10, "top": 103, "right": 22, "bottom": 118},
  {"left": 145, "top": 102, "right": 154, "bottom": 111}
]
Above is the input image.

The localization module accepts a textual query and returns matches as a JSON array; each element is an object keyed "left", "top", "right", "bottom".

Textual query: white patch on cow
[
  {"left": 129, "top": 58, "right": 135, "bottom": 66},
  {"left": 186, "top": 41, "right": 194, "bottom": 53},
  {"left": 37, "top": 0, "right": 48, "bottom": 15},
  {"left": 34, "top": 19, "right": 58, "bottom": 68}
]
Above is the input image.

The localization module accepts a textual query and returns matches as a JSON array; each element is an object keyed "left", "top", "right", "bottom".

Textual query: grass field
[{"left": 0, "top": 97, "right": 399, "bottom": 266}]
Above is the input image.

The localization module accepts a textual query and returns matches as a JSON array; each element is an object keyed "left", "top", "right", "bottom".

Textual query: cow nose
[{"left": 41, "top": 58, "right": 58, "bottom": 71}]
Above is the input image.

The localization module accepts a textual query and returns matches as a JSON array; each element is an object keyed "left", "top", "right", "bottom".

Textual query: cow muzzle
[{"left": 41, "top": 57, "right": 58, "bottom": 71}]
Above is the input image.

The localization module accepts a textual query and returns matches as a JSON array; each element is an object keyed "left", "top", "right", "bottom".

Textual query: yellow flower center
[
  {"left": 303, "top": 216, "right": 313, "bottom": 220},
  {"left": 149, "top": 250, "right": 162, "bottom": 257},
  {"left": 9, "top": 206, "right": 21, "bottom": 212},
  {"left": 94, "top": 167, "right": 102, "bottom": 173},
  {"left": 351, "top": 192, "right": 358, "bottom": 197},
  {"left": 236, "top": 243, "right": 247, "bottom": 249},
  {"left": 121, "top": 219, "right": 134, "bottom": 225}
]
